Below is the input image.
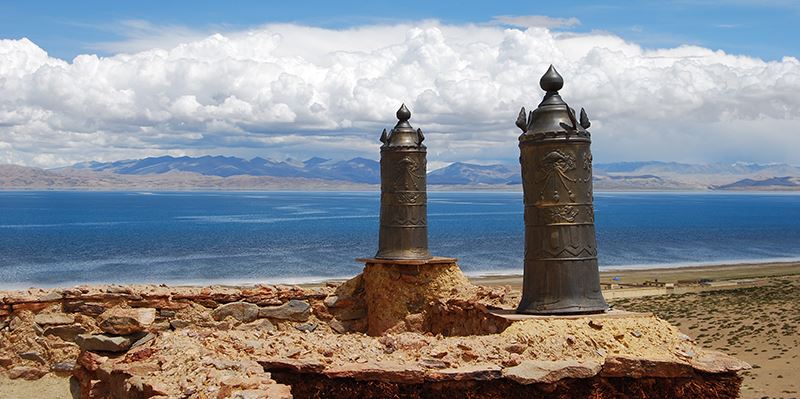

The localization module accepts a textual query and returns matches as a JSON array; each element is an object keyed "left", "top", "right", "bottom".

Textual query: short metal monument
[
  {"left": 358, "top": 104, "right": 460, "bottom": 336},
  {"left": 515, "top": 65, "right": 609, "bottom": 315},
  {"left": 375, "top": 104, "right": 432, "bottom": 260}
]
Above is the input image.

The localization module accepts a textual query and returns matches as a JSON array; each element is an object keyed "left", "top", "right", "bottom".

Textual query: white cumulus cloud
[{"left": 0, "top": 22, "right": 799, "bottom": 168}]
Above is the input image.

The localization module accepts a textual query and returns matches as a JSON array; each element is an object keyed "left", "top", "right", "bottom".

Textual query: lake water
[{"left": 0, "top": 191, "right": 799, "bottom": 289}]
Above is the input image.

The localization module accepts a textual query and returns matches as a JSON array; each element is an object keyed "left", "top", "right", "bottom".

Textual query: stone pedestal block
[{"left": 357, "top": 257, "right": 468, "bottom": 336}]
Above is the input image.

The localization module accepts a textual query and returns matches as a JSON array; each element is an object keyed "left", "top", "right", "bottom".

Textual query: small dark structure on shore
[
  {"left": 515, "top": 65, "right": 609, "bottom": 315},
  {"left": 375, "top": 104, "right": 432, "bottom": 260}
]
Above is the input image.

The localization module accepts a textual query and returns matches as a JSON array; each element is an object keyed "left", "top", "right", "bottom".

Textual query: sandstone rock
[
  {"left": 34, "top": 312, "right": 74, "bottom": 326},
  {"left": 106, "top": 286, "right": 133, "bottom": 294},
  {"left": 0, "top": 356, "right": 13, "bottom": 369},
  {"left": 203, "top": 357, "right": 250, "bottom": 371},
  {"left": 12, "top": 302, "right": 49, "bottom": 313},
  {"left": 8, "top": 365, "right": 47, "bottom": 380},
  {"left": 588, "top": 319, "right": 604, "bottom": 330},
  {"left": 419, "top": 358, "right": 450, "bottom": 369},
  {"left": 323, "top": 295, "right": 339, "bottom": 307},
  {"left": 218, "top": 375, "right": 274, "bottom": 398},
  {"left": 43, "top": 323, "right": 87, "bottom": 341},
  {"left": 460, "top": 350, "right": 478, "bottom": 362},
  {"left": 8, "top": 315, "right": 24, "bottom": 331},
  {"left": 504, "top": 343, "right": 527, "bottom": 354},
  {"left": 294, "top": 322, "right": 317, "bottom": 332},
  {"left": 262, "top": 385, "right": 292, "bottom": 399},
  {"left": 502, "top": 356, "right": 522, "bottom": 367},
  {"left": 329, "top": 319, "right": 348, "bottom": 334},
  {"left": 20, "top": 351, "right": 46, "bottom": 364},
  {"left": 151, "top": 321, "right": 171, "bottom": 332},
  {"left": 124, "top": 376, "right": 169, "bottom": 398},
  {"left": 63, "top": 301, "right": 106, "bottom": 316},
  {"left": 212, "top": 301, "right": 260, "bottom": 322},
  {"left": 38, "top": 291, "right": 63, "bottom": 301},
  {"left": 124, "top": 346, "right": 157, "bottom": 363},
  {"left": 688, "top": 350, "right": 751, "bottom": 373},
  {"left": 380, "top": 334, "right": 430, "bottom": 351},
  {"left": 98, "top": 308, "right": 156, "bottom": 335},
  {"left": 425, "top": 364, "right": 503, "bottom": 382},
  {"left": 75, "top": 333, "right": 141, "bottom": 352},
  {"left": 130, "top": 332, "right": 156, "bottom": 349},
  {"left": 69, "top": 376, "right": 82, "bottom": 398},
  {"left": 334, "top": 274, "right": 364, "bottom": 298},
  {"left": 503, "top": 359, "right": 602, "bottom": 384},
  {"left": 170, "top": 319, "right": 190, "bottom": 329},
  {"left": 259, "top": 358, "right": 325, "bottom": 373},
  {"left": 77, "top": 350, "right": 108, "bottom": 371},
  {"left": 51, "top": 361, "right": 77, "bottom": 373},
  {"left": 258, "top": 300, "right": 311, "bottom": 321}
]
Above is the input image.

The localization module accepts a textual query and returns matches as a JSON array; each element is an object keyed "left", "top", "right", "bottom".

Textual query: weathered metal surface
[
  {"left": 515, "top": 65, "right": 608, "bottom": 314},
  {"left": 375, "top": 104, "right": 432, "bottom": 260}
]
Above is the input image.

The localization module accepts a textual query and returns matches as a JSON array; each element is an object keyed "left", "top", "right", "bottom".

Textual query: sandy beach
[{"left": 470, "top": 260, "right": 800, "bottom": 289}]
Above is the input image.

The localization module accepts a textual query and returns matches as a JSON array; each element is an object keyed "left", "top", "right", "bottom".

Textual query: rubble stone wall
[{"left": 0, "top": 266, "right": 748, "bottom": 399}]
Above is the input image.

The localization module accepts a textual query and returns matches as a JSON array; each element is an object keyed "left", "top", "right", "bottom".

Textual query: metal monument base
[
  {"left": 490, "top": 308, "right": 650, "bottom": 321},
  {"left": 356, "top": 256, "right": 458, "bottom": 266}
]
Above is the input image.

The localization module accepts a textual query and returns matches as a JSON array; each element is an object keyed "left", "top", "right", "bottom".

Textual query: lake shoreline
[
  {"left": 470, "top": 260, "right": 800, "bottom": 290},
  {"left": 2, "top": 259, "right": 798, "bottom": 292}
]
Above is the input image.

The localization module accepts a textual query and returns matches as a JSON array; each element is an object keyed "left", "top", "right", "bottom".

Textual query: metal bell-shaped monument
[
  {"left": 515, "top": 65, "right": 608, "bottom": 314},
  {"left": 375, "top": 104, "right": 432, "bottom": 260}
]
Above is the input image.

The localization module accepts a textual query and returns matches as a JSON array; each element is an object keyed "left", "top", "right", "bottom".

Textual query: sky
[{"left": 0, "top": 1, "right": 799, "bottom": 169}]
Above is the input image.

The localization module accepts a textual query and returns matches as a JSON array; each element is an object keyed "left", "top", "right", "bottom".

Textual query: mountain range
[
  {"left": 2, "top": 155, "right": 799, "bottom": 190},
  {"left": 68, "top": 155, "right": 381, "bottom": 183}
]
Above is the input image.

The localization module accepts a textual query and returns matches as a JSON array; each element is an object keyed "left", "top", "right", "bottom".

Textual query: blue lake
[{"left": 0, "top": 191, "right": 799, "bottom": 288}]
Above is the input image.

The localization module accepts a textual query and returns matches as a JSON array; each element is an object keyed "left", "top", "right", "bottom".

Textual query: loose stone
[
  {"left": 34, "top": 312, "right": 75, "bottom": 326},
  {"left": 43, "top": 323, "right": 87, "bottom": 342},
  {"left": 258, "top": 300, "right": 311, "bottom": 322},
  {"left": 98, "top": 307, "right": 156, "bottom": 335},
  {"left": 75, "top": 333, "right": 141, "bottom": 352},
  {"left": 211, "top": 301, "right": 260, "bottom": 323}
]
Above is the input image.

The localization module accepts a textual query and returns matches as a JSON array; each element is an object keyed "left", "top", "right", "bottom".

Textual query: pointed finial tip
[
  {"left": 396, "top": 103, "right": 411, "bottom": 122},
  {"left": 540, "top": 64, "right": 564, "bottom": 92}
]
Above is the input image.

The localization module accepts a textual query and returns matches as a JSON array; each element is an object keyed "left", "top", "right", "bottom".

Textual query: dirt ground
[
  {"left": 0, "top": 375, "right": 70, "bottom": 398},
  {"left": 611, "top": 276, "right": 800, "bottom": 399}
]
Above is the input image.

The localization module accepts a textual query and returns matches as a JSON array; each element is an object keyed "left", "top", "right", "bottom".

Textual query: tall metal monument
[
  {"left": 515, "top": 65, "right": 608, "bottom": 315},
  {"left": 374, "top": 104, "right": 432, "bottom": 260}
]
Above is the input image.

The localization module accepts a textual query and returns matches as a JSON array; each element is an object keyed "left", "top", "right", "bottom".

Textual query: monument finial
[
  {"left": 540, "top": 65, "right": 564, "bottom": 92},
  {"left": 396, "top": 103, "right": 411, "bottom": 122}
]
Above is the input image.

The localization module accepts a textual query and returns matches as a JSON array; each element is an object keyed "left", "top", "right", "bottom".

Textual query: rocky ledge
[{"left": 0, "top": 264, "right": 749, "bottom": 398}]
